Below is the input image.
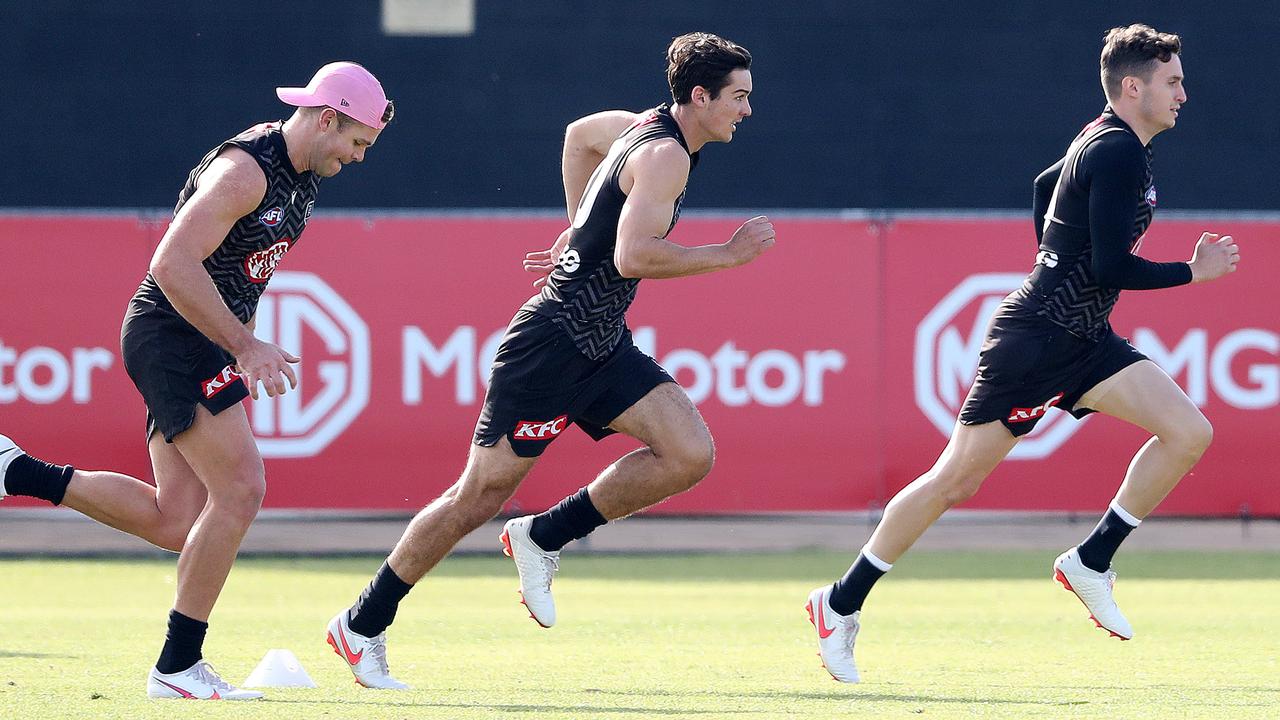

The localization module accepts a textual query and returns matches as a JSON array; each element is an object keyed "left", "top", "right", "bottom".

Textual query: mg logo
[
  {"left": 914, "top": 273, "right": 1087, "bottom": 460},
  {"left": 252, "top": 271, "right": 370, "bottom": 458}
]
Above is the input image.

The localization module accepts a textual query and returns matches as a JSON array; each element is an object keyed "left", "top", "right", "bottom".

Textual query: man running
[
  {"left": 326, "top": 33, "right": 772, "bottom": 689},
  {"left": 805, "top": 24, "right": 1239, "bottom": 683},
  {"left": 0, "top": 61, "right": 392, "bottom": 699}
]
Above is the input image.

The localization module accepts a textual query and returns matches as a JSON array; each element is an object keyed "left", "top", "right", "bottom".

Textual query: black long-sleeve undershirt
[
  {"left": 1033, "top": 158, "right": 1064, "bottom": 245},
  {"left": 1079, "top": 137, "right": 1191, "bottom": 289}
]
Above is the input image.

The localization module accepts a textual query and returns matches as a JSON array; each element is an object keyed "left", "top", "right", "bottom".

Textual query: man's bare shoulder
[
  {"left": 626, "top": 139, "right": 691, "bottom": 181},
  {"left": 191, "top": 146, "right": 268, "bottom": 214}
]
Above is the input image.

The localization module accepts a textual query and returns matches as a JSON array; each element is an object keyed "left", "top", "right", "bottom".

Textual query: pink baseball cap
[{"left": 276, "top": 62, "right": 393, "bottom": 130}]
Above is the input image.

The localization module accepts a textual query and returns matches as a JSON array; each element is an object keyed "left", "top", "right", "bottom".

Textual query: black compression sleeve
[
  {"left": 1084, "top": 139, "right": 1192, "bottom": 289},
  {"left": 1033, "top": 159, "right": 1064, "bottom": 244}
]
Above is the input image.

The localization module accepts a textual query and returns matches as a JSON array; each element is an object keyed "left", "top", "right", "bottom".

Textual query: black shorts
[
  {"left": 120, "top": 297, "right": 249, "bottom": 443},
  {"left": 959, "top": 308, "right": 1147, "bottom": 437},
  {"left": 474, "top": 310, "right": 675, "bottom": 458}
]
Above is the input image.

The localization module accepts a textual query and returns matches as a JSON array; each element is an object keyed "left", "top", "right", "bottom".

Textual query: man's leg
[
  {"left": 328, "top": 437, "right": 536, "bottom": 689},
  {"left": 807, "top": 419, "right": 1018, "bottom": 682},
  {"left": 141, "top": 402, "right": 265, "bottom": 700},
  {"left": 63, "top": 434, "right": 208, "bottom": 552},
  {"left": 0, "top": 432, "right": 209, "bottom": 553},
  {"left": 384, "top": 437, "right": 537, "bottom": 584},
  {"left": 518, "top": 381, "right": 713, "bottom": 560},
  {"left": 167, "top": 404, "right": 266, "bottom": 622},
  {"left": 501, "top": 382, "right": 713, "bottom": 629},
  {"left": 571, "top": 382, "right": 714, "bottom": 524},
  {"left": 1080, "top": 360, "right": 1212, "bottom": 521},
  {"left": 1052, "top": 360, "right": 1212, "bottom": 639},
  {"left": 864, "top": 420, "right": 1019, "bottom": 564}
]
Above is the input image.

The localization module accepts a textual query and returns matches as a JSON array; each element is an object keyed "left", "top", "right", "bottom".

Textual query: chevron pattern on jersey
[
  {"left": 160, "top": 124, "right": 320, "bottom": 323},
  {"left": 553, "top": 259, "right": 640, "bottom": 359},
  {"left": 1038, "top": 252, "right": 1121, "bottom": 340},
  {"left": 1030, "top": 114, "right": 1156, "bottom": 341},
  {"left": 527, "top": 103, "right": 693, "bottom": 360}
]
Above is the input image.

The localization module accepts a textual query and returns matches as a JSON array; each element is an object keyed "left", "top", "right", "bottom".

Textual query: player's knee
[
  {"left": 453, "top": 474, "right": 520, "bottom": 524},
  {"left": 1172, "top": 412, "right": 1213, "bottom": 459},
  {"left": 931, "top": 471, "right": 985, "bottom": 507},
  {"left": 212, "top": 472, "right": 267, "bottom": 526},
  {"left": 666, "top": 431, "right": 715, "bottom": 488},
  {"left": 152, "top": 523, "right": 192, "bottom": 553}
]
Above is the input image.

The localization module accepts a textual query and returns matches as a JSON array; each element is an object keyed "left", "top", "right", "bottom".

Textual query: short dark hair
[
  {"left": 301, "top": 101, "right": 394, "bottom": 130},
  {"left": 1100, "top": 24, "right": 1182, "bottom": 101},
  {"left": 666, "top": 32, "right": 752, "bottom": 105}
]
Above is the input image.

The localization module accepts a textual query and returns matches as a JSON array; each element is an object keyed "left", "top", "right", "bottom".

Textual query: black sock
[
  {"left": 1076, "top": 507, "right": 1138, "bottom": 572},
  {"left": 828, "top": 552, "right": 891, "bottom": 616},
  {"left": 155, "top": 610, "right": 208, "bottom": 674},
  {"left": 3, "top": 454, "right": 74, "bottom": 505},
  {"left": 347, "top": 561, "right": 414, "bottom": 638},
  {"left": 528, "top": 487, "right": 607, "bottom": 552}
]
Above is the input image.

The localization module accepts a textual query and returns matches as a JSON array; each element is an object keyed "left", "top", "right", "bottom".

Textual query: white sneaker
[
  {"left": 0, "top": 434, "right": 21, "bottom": 499},
  {"left": 805, "top": 585, "right": 861, "bottom": 683},
  {"left": 326, "top": 611, "right": 409, "bottom": 689},
  {"left": 1053, "top": 547, "right": 1133, "bottom": 640},
  {"left": 500, "top": 516, "right": 559, "bottom": 628},
  {"left": 146, "top": 660, "right": 263, "bottom": 700}
]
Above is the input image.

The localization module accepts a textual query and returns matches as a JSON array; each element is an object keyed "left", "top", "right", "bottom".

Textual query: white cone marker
[{"left": 242, "top": 648, "right": 318, "bottom": 688}]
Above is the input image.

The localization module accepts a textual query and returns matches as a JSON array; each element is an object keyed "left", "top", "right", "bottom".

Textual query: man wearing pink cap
[{"left": 0, "top": 61, "right": 391, "bottom": 699}]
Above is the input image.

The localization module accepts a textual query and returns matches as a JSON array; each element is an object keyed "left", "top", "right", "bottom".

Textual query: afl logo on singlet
[
  {"left": 558, "top": 249, "right": 582, "bottom": 274},
  {"left": 260, "top": 206, "right": 285, "bottom": 226},
  {"left": 1145, "top": 186, "right": 1158, "bottom": 207}
]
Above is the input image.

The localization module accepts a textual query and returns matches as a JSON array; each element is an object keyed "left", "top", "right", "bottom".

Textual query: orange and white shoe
[
  {"left": 1053, "top": 547, "right": 1133, "bottom": 640},
  {"left": 0, "top": 434, "right": 21, "bottom": 499},
  {"left": 146, "top": 660, "right": 263, "bottom": 700},
  {"left": 500, "top": 516, "right": 559, "bottom": 628},
  {"left": 326, "top": 611, "right": 409, "bottom": 689},
  {"left": 805, "top": 585, "right": 861, "bottom": 683}
]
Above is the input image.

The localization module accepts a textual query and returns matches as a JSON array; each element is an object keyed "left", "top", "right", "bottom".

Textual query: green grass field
[{"left": 1, "top": 551, "right": 1277, "bottom": 719}]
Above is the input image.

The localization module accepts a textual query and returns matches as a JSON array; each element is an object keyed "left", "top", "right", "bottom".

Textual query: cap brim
[{"left": 276, "top": 87, "right": 322, "bottom": 107}]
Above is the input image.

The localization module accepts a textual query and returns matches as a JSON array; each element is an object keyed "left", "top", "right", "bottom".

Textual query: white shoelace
[
  {"left": 194, "top": 662, "right": 236, "bottom": 693},
  {"left": 539, "top": 555, "right": 560, "bottom": 591},
  {"left": 834, "top": 620, "right": 858, "bottom": 660},
  {"left": 368, "top": 634, "right": 392, "bottom": 674}
]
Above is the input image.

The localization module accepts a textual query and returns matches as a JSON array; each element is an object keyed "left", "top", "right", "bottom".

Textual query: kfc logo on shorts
[
  {"left": 251, "top": 272, "right": 370, "bottom": 458},
  {"left": 202, "top": 365, "right": 243, "bottom": 399},
  {"left": 915, "top": 273, "right": 1087, "bottom": 459},
  {"left": 1007, "top": 392, "right": 1064, "bottom": 423},
  {"left": 513, "top": 415, "right": 569, "bottom": 440},
  {"left": 260, "top": 206, "right": 285, "bottom": 226},
  {"left": 244, "top": 239, "right": 293, "bottom": 283}
]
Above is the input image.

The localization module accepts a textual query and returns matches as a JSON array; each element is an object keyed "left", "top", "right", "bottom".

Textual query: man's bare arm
[
  {"left": 562, "top": 110, "right": 638, "bottom": 223},
  {"left": 614, "top": 141, "right": 774, "bottom": 279}
]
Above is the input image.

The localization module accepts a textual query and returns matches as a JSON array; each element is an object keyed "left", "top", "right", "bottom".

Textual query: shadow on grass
[
  {"left": 0, "top": 650, "right": 77, "bottom": 659},
  {"left": 582, "top": 687, "right": 1091, "bottom": 706},
  {"left": 18, "top": 550, "right": 1280, "bottom": 581},
  {"left": 264, "top": 698, "right": 765, "bottom": 714}
]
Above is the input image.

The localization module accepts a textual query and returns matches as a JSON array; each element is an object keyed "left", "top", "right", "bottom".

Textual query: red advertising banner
[{"left": 1, "top": 213, "right": 1275, "bottom": 515}]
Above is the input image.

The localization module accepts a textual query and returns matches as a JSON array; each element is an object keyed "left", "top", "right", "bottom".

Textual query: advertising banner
[{"left": 2, "top": 213, "right": 1274, "bottom": 514}]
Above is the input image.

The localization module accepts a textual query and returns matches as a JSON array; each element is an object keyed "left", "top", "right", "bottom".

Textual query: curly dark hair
[
  {"left": 666, "top": 32, "right": 752, "bottom": 105},
  {"left": 1101, "top": 24, "right": 1182, "bottom": 101}
]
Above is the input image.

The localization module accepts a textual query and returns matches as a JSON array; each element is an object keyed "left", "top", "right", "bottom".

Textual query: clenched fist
[
  {"left": 1188, "top": 232, "right": 1239, "bottom": 283},
  {"left": 723, "top": 215, "right": 776, "bottom": 267}
]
